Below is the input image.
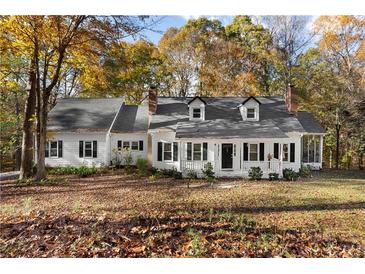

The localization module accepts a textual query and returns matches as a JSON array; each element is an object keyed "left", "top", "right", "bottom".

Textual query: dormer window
[
  {"left": 247, "top": 108, "right": 256, "bottom": 119},
  {"left": 188, "top": 96, "right": 206, "bottom": 121},
  {"left": 193, "top": 108, "right": 201, "bottom": 118},
  {"left": 239, "top": 96, "right": 261, "bottom": 121}
]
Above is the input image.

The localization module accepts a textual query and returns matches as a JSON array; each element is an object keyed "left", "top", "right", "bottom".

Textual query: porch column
[{"left": 279, "top": 143, "right": 283, "bottom": 177}]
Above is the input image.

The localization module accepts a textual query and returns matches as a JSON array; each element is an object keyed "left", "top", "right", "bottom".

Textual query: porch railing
[
  {"left": 181, "top": 160, "right": 210, "bottom": 172},
  {"left": 242, "top": 160, "right": 281, "bottom": 173}
]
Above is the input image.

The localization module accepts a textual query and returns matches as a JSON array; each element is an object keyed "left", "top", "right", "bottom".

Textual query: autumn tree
[{"left": 1, "top": 16, "right": 152, "bottom": 179}]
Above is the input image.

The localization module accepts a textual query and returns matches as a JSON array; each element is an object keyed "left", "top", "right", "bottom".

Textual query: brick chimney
[
  {"left": 149, "top": 85, "right": 157, "bottom": 115},
  {"left": 286, "top": 84, "right": 298, "bottom": 114}
]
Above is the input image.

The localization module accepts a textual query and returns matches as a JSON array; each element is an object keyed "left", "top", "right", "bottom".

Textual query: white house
[{"left": 45, "top": 86, "right": 325, "bottom": 178}]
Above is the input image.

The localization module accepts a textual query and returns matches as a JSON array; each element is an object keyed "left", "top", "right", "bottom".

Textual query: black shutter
[
  {"left": 274, "top": 143, "right": 279, "bottom": 159},
  {"left": 139, "top": 140, "right": 144, "bottom": 151},
  {"left": 259, "top": 143, "right": 264, "bottom": 161},
  {"left": 290, "top": 143, "right": 295, "bottom": 162},
  {"left": 117, "top": 140, "right": 122, "bottom": 150},
  {"left": 79, "top": 141, "right": 83, "bottom": 158},
  {"left": 157, "top": 142, "right": 162, "bottom": 161},
  {"left": 58, "top": 141, "right": 63, "bottom": 158},
  {"left": 243, "top": 143, "right": 248, "bottom": 161},
  {"left": 173, "top": 142, "right": 178, "bottom": 161},
  {"left": 92, "top": 141, "right": 97, "bottom": 158},
  {"left": 45, "top": 142, "right": 49, "bottom": 158},
  {"left": 187, "top": 142, "right": 192, "bottom": 161},
  {"left": 203, "top": 142, "right": 208, "bottom": 161}
]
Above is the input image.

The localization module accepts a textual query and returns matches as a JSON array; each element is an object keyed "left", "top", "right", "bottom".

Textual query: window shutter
[
  {"left": 139, "top": 140, "right": 143, "bottom": 151},
  {"left": 173, "top": 142, "right": 178, "bottom": 161},
  {"left": 290, "top": 143, "right": 295, "bottom": 162},
  {"left": 187, "top": 142, "right": 192, "bottom": 161},
  {"left": 157, "top": 142, "right": 162, "bottom": 161},
  {"left": 92, "top": 141, "right": 97, "bottom": 158},
  {"left": 45, "top": 142, "right": 49, "bottom": 158},
  {"left": 259, "top": 143, "right": 264, "bottom": 161},
  {"left": 117, "top": 140, "right": 122, "bottom": 150},
  {"left": 58, "top": 141, "right": 63, "bottom": 158},
  {"left": 274, "top": 143, "right": 279, "bottom": 159},
  {"left": 203, "top": 142, "right": 208, "bottom": 161},
  {"left": 243, "top": 143, "right": 248, "bottom": 161},
  {"left": 79, "top": 141, "right": 83, "bottom": 158}
]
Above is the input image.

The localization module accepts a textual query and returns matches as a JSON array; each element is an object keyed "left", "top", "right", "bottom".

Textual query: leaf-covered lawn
[{"left": 1, "top": 169, "right": 364, "bottom": 257}]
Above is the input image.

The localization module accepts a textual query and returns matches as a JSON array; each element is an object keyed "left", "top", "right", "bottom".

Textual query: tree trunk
[
  {"left": 35, "top": 106, "right": 47, "bottom": 180},
  {"left": 19, "top": 55, "right": 37, "bottom": 179}
]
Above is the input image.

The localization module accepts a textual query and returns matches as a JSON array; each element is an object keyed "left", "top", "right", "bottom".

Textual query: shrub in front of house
[
  {"left": 283, "top": 168, "right": 299, "bottom": 181},
  {"left": 136, "top": 158, "right": 148, "bottom": 177},
  {"left": 202, "top": 162, "right": 215, "bottom": 183},
  {"left": 268, "top": 172, "right": 279, "bottom": 181},
  {"left": 187, "top": 169, "right": 198, "bottom": 179},
  {"left": 299, "top": 165, "right": 312, "bottom": 178},
  {"left": 248, "top": 167, "right": 263, "bottom": 180},
  {"left": 48, "top": 165, "right": 100, "bottom": 177}
]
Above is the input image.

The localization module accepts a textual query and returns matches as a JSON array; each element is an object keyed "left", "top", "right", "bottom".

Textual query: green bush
[
  {"left": 202, "top": 162, "right": 215, "bottom": 182},
  {"left": 268, "top": 172, "right": 279, "bottom": 181},
  {"left": 48, "top": 166, "right": 78, "bottom": 175},
  {"left": 77, "top": 165, "right": 98, "bottom": 177},
  {"left": 283, "top": 168, "right": 299, "bottom": 181},
  {"left": 136, "top": 158, "right": 148, "bottom": 176},
  {"left": 186, "top": 169, "right": 198, "bottom": 179},
  {"left": 248, "top": 167, "right": 263, "bottom": 180},
  {"left": 299, "top": 165, "right": 312, "bottom": 178},
  {"left": 171, "top": 167, "right": 183, "bottom": 179}
]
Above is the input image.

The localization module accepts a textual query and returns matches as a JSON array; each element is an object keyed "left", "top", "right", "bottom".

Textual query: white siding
[
  {"left": 110, "top": 133, "right": 148, "bottom": 165},
  {"left": 45, "top": 132, "right": 107, "bottom": 167}
]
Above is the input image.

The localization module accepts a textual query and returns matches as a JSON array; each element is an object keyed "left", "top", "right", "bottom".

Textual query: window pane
[
  {"left": 131, "top": 141, "right": 139, "bottom": 150},
  {"left": 164, "top": 143, "right": 172, "bottom": 161},
  {"left": 50, "top": 141, "right": 58, "bottom": 157},
  {"left": 314, "top": 136, "right": 320, "bottom": 163},
  {"left": 308, "top": 138, "right": 314, "bottom": 162},
  {"left": 85, "top": 141, "right": 92, "bottom": 157},
  {"left": 193, "top": 108, "right": 201, "bottom": 118},
  {"left": 249, "top": 144, "right": 258, "bottom": 161},
  {"left": 283, "top": 144, "right": 289, "bottom": 161},
  {"left": 193, "top": 143, "right": 201, "bottom": 161},
  {"left": 302, "top": 136, "right": 308, "bottom": 163},
  {"left": 247, "top": 108, "right": 255, "bottom": 118},
  {"left": 123, "top": 141, "right": 130, "bottom": 149}
]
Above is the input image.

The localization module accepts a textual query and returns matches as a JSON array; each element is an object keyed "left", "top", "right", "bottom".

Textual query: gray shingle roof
[
  {"left": 297, "top": 112, "right": 326, "bottom": 134},
  {"left": 111, "top": 104, "right": 148, "bottom": 133},
  {"left": 150, "top": 96, "right": 323, "bottom": 138},
  {"left": 48, "top": 98, "right": 123, "bottom": 132}
]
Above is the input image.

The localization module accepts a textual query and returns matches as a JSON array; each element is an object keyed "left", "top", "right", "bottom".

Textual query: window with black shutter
[
  {"left": 243, "top": 143, "right": 248, "bottom": 161},
  {"left": 187, "top": 142, "right": 192, "bottom": 161},
  {"left": 45, "top": 142, "right": 49, "bottom": 158},
  {"left": 259, "top": 143, "right": 264, "bottom": 161},
  {"left": 274, "top": 143, "right": 279, "bottom": 159},
  {"left": 117, "top": 140, "right": 122, "bottom": 150},
  {"left": 139, "top": 140, "right": 143, "bottom": 151},
  {"left": 290, "top": 143, "right": 295, "bottom": 162},
  {"left": 173, "top": 142, "right": 178, "bottom": 161},
  {"left": 92, "top": 141, "right": 97, "bottom": 158},
  {"left": 79, "top": 141, "right": 84, "bottom": 157},
  {"left": 157, "top": 142, "right": 162, "bottom": 161},
  {"left": 203, "top": 142, "right": 208, "bottom": 161},
  {"left": 58, "top": 141, "right": 63, "bottom": 158}
]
